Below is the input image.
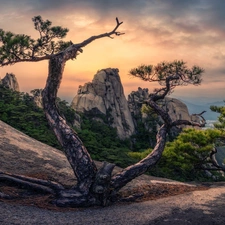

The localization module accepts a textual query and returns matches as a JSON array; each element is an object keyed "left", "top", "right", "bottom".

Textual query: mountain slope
[{"left": 0, "top": 120, "right": 76, "bottom": 186}]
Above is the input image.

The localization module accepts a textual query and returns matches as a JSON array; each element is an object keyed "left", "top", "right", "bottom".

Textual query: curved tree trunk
[
  {"left": 1, "top": 55, "right": 205, "bottom": 207},
  {"left": 42, "top": 56, "right": 97, "bottom": 194},
  {"left": 40, "top": 55, "right": 171, "bottom": 206},
  {"left": 110, "top": 124, "right": 168, "bottom": 192}
]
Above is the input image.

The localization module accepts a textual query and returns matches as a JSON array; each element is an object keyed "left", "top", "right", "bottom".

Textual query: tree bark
[
  {"left": 110, "top": 124, "right": 168, "bottom": 192},
  {"left": 42, "top": 56, "right": 97, "bottom": 194}
]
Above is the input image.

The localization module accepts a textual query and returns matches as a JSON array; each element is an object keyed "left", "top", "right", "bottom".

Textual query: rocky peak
[
  {"left": 128, "top": 87, "right": 149, "bottom": 119},
  {"left": 1, "top": 73, "right": 20, "bottom": 92},
  {"left": 71, "top": 68, "right": 135, "bottom": 139},
  {"left": 128, "top": 87, "right": 201, "bottom": 128}
]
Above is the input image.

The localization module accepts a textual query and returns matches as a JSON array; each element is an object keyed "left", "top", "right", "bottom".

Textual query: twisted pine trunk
[
  {"left": 42, "top": 56, "right": 97, "bottom": 194},
  {"left": 110, "top": 124, "right": 168, "bottom": 192},
  {"left": 39, "top": 54, "right": 171, "bottom": 207},
  {"left": 0, "top": 17, "right": 181, "bottom": 207}
]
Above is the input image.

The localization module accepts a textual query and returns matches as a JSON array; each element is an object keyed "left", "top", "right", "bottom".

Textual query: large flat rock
[{"left": 0, "top": 120, "right": 190, "bottom": 188}]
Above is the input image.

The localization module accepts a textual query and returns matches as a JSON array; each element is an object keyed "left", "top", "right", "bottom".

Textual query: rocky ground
[
  {"left": 1, "top": 120, "right": 225, "bottom": 224},
  {"left": 0, "top": 183, "right": 225, "bottom": 225}
]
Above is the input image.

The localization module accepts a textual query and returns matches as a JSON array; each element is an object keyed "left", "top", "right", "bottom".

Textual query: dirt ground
[
  {"left": 0, "top": 183, "right": 225, "bottom": 225},
  {"left": 0, "top": 180, "right": 208, "bottom": 211}
]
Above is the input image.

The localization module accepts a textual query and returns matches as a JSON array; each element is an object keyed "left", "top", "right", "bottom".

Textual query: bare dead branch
[{"left": 63, "top": 18, "right": 124, "bottom": 61}]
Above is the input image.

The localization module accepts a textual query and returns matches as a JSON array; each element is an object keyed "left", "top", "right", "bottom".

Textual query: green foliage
[
  {"left": 0, "top": 15, "right": 71, "bottom": 66},
  {"left": 210, "top": 105, "right": 225, "bottom": 131},
  {"left": 56, "top": 98, "right": 77, "bottom": 126},
  {"left": 129, "top": 104, "right": 159, "bottom": 151},
  {"left": 129, "top": 128, "right": 224, "bottom": 181},
  {"left": 130, "top": 121, "right": 156, "bottom": 151},
  {"left": 129, "top": 60, "right": 204, "bottom": 95},
  {"left": 0, "top": 85, "right": 61, "bottom": 148},
  {"left": 76, "top": 116, "right": 135, "bottom": 167},
  {"left": 0, "top": 85, "right": 135, "bottom": 167},
  {"left": 2, "top": 85, "right": 224, "bottom": 181},
  {"left": 128, "top": 148, "right": 152, "bottom": 160},
  {"left": 31, "top": 15, "right": 70, "bottom": 55}
]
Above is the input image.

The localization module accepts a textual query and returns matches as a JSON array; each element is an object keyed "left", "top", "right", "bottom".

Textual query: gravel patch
[{"left": 1, "top": 185, "right": 225, "bottom": 225}]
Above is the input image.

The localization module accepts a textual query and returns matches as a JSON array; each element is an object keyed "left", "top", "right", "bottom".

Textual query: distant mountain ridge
[{"left": 181, "top": 100, "right": 223, "bottom": 121}]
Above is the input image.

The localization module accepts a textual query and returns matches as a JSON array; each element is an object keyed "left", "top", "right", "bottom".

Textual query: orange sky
[{"left": 1, "top": 1, "right": 225, "bottom": 104}]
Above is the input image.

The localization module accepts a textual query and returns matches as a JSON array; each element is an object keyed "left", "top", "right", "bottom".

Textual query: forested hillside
[{"left": 0, "top": 85, "right": 224, "bottom": 182}]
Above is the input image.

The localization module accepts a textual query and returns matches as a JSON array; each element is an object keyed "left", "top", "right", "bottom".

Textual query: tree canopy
[
  {"left": 0, "top": 16, "right": 71, "bottom": 66},
  {"left": 130, "top": 61, "right": 203, "bottom": 101},
  {"left": 0, "top": 16, "right": 124, "bottom": 66},
  {"left": 211, "top": 105, "right": 225, "bottom": 131}
]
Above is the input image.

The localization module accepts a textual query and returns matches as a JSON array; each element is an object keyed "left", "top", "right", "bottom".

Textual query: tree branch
[
  {"left": 0, "top": 18, "right": 124, "bottom": 67},
  {"left": 0, "top": 55, "right": 52, "bottom": 66},
  {"left": 171, "top": 119, "right": 203, "bottom": 127},
  {"left": 151, "top": 75, "right": 179, "bottom": 101},
  {"left": 209, "top": 147, "right": 225, "bottom": 171},
  {"left": 145, "top": 99, "right": 173, "bottom": 125},
  {"left": 110, "top": 124, "right": 168, "bottom": 192},
  {"left": 62, "top": 17, "right": 124, "bottom": 61},
  {"left": 0, "top": 172, "right": 60, "bottom": 194}
]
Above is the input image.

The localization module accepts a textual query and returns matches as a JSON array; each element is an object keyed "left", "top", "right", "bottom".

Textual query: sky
[{"left": 0, "top": 0, "right": 225, "bottom": 104}]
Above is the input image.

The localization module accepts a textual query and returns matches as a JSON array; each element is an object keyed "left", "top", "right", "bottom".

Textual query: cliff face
[
  {"left": 71, "top": 69, "right": 197, "bottom": 139},
  {"left": 2, "top": 70, "right": 199, "bottom": 140},
  {"left": 128, "top": 87, "right": 193, "bottom": 134},
  {"left": 71, "top": 68, "right": 135, "bottom": 139},
  {"left": 1, "top": 73, "right": 20, "bottom": 92},
  {"left": 128, "top": 88, "right": 190, "bottom": 121}
]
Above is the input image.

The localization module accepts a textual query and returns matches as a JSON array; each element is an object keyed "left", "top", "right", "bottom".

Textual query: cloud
[{"left": 1, "top": 1, "right": 225, "bottom": 102}]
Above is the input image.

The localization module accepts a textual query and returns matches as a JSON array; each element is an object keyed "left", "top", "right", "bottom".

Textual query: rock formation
[
  {"left": 128, "top": 87, "right": 201, "bottom": 131},
  {"left": 1, "top": 70, "right": 201, "bottom": 140},
  {"left": 71, "top": 69, "right": 202, "bottom": 139},
  {"left": 71, "top": 68, "right": 135, "bottom": 139},
  {"left": 0, "top": 120, "right": 75, "bottom": 186},
  {"left": 1, "top": 73, "right": 20, "bottom": 92},
  {"left": 128, "top": 88, "right": 191, "bottom": 122},
  {"left": 30, "top": 89, "right": 43, "bottom": 108}
]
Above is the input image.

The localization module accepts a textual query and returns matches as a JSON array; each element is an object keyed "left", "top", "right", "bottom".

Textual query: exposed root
[{"left": 0, "top": 171, "right": 64, "bottom": 195}]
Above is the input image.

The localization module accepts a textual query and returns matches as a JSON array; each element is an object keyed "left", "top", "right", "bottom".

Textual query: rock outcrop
[
  {"left": 128, "top": 87, "right": 200, "bottom": 129},
  {"left": 128, "top": 88, "right": 190, "bottom": 122},
  {"left": 0, "top": 120, "right": 75, "bottom": 186},
  {"left": 29, "top": 89, "right": 43, "bottom": 108},
  {"left": 1, "top": 73, "right": 20, "bottom": 92},
  {"left": 71, "top": 68, "right": 135, "bottom": 139},
  {"left": 71, "top": 69, "right": 202, "bottom": 139}
]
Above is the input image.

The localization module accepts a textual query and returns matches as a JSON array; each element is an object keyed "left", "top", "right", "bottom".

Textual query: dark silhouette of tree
[{"left": 0, "top": 16, "right": 205, "bottom": 207}]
